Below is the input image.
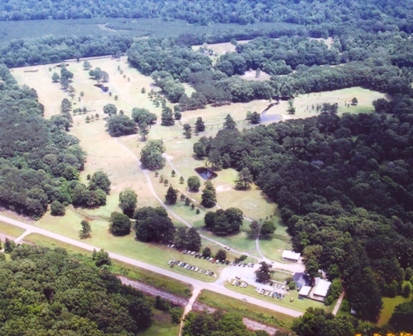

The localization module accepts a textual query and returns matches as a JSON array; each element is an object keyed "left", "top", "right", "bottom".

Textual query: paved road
[{"left": 0, "top": 213, "right": 302, "bottom": 318}]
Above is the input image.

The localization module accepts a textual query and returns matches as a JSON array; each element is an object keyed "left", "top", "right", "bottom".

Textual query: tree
[
  {"left": 255, "top": 261, "right": 271, "bottom": 283},
  {"left": 83, "top": 60, "right": 91, "bottom": 70},
  {"left": 79, "top": 220, "right": 91, "bottom": 238},
  {"left": 103, "top": 103, "right": 117, "bottom": 117},
  {"left": 107, "top": 114, "right": 136, "bottom": 136},
  {"left": 92, "top": 248, "right": 111, "bottom": 267},
  {"left": 215, "top": 249, "right": 226, "bottom": 261},
  {"left": 134, "top": 207, "right": 175, "bottom": 244},
  {"left": 204, "top": 208, "right": 244, "bottom": 235},
  {"left": 119, "top": 188, "right": 137, "bottom": 217},
  {"left": 351, "top": 97, "right": 358, "bottom": 106},
  {"left": 60, "top": 76, "right": 69, "bottom": 90},
  {"left": 52, "top": 72, "right": 60, "bottom": 82},
  {"left": 89, "top": 171, "right": 111, "bottom": 194},
  {"left": 235, "top": 167, "right": 253, "bottom": 190},
  {"left": 292, "top": 308, "right": 355, "bottom": 336},
  {"left": 389, "top": 301, "right": 413, "bottom": 332},
  {"left": 223, "top": 114, "right": 236, "bottom": 129},
  {"left": 402, "top": 282, "right": 412, "bottom": 298},
  {"left": 249, "top": 221, "right": 260, "bottom": 239},
  {"left": 202, "top": 247, "right": 212, "bottom": 258},
  {"left": 139, "top": 121, "right": 150, "bottom": 141},
  {"left": 287, "top": 99, "right": 296, "bottom": 115},
  {"left": 50, "top": 200, "right": 65, "bottom": 216},
  {"left": 187, "top": 176, "right": 201, "bottom": 192},
  {"left": 140, "top": 140, "right": 166, "bottom": 170},
  {"left": 174, "top": 111, "right": 182, "bottom": 120},
  {"left": 4, "top": 238, "right": 16, "bottom": 253},
  {"left": 195, "top": 117, "right": 205, "bottom": 132},
  {"left": 250, "top": 111, "right": 261, "bottom": 124},
  {"left": 161, "top": 107, "right": 175, "bottom": 126},
  {"left": 260, "top": 221, "right": 276, "bottom": 237},
  {"left": 132, "top": 108, "right": 157, "bottom": 125},
  {"left": 193, "top": 142, "right": 206, "bottom": 158},
  {"left": 110, "top": 211, "right": 131, "bottom": 236},
  {"left": 186, "top": 227, "right": 201, "bottom": 252},
  {"left": 101, "top": 71, "right": 109, "bottom": 83},
  {"left": 165, "top": 186, "right": 178, "bottom": 204},
  {"left": 201, "top": 181, "right": 216, "bottom": 208}
]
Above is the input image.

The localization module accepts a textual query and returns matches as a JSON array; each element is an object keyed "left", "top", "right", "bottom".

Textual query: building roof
[
  {"left": 299, "top": 285, "right": 312, "bottom": 297},
  {"left": 282, "top": 250, "right": 301, "bottom": 261},
  {"left": 313, "top": 278, "right": 331, "bottom": 297}
]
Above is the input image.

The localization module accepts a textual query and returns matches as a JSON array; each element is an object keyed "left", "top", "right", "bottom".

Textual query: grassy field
[
  {"left": 0, "top": 221, "right": 25, "bottom": 238},
  {"left": 285, "top": 87, "right": 385, "bottom": 120},
  {"left": 377, "top": 295, "right": 412, "bottom": 326},
  {"left": 225, "top": 282, "right": 330, "bottom": 314},
  {"left": 198, "top": 289, "right": 294, "bottom": 329},
  {"left": 259, "top": 222, "right": 293, "bottom": 262},
  {"left": 23, "top": 233, "right": 193, "bottom": 297}
]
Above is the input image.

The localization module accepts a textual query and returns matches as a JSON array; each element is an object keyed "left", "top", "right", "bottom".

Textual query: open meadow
[{"left": 12, "top": 56, "right": 383, "bottom": 284}]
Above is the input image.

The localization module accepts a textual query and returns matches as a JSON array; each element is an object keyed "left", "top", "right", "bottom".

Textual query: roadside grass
[
  {"left": 139, "top": 310, "right": 179, "bottom": 336},
  {"left": 198, "top": 289, "right": 294, "bottom": 329},
  {"left": 0, "top": 221, "right": 25, "bottom": 238},
  {"left": 285, "top": 87, "right": 385, "bottom": 120},
  {"left": 23, "top": 233, "right": 193, "bottom": 297},
  {"left": 224, "top": 282, "right": 328, "bottom": 313},
  {"left": 28, "top": 212, "right": 228, "bottom": 283},
  {"left": 377, "top": 295, "right": 412, "bottom": 326},
  {"left": 335, "top": 298, "right": 352, "bottom": 319}
]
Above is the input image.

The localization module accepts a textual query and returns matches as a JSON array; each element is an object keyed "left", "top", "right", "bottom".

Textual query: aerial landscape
[{"left": 0, "top": 0, "right": 413, "bottom": 335}]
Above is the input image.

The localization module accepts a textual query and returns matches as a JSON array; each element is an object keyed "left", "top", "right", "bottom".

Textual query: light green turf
[
  {"left": 378, "top": 295, "right": 412, "bottom": 326},
  {"left": 225, "top": 282, "right": 330, "bottom": 313},
  {"left": 259, "top": 221, "right": 293, "bottom": 262},
  {"left": 0, "top": 221, "right": 25, "bottom": 238}
]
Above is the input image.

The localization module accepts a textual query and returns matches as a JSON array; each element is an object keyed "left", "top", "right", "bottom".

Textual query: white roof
[
  {"left": 313, "top": 278, "right": 331, "bottom": 297},
  {"left": 299, "top": 285, "right": 311, "bottom": 296},
  {"left": 282, "top": 250, "right": 301, "bottom": 261}
]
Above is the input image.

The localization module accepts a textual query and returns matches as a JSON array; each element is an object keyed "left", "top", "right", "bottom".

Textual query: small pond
[
  {"left": 261, "top": 113, "right": 281, "bottom": 123},
  {"left": 195, "top": 167, "right": 217, "bottom": 180}
]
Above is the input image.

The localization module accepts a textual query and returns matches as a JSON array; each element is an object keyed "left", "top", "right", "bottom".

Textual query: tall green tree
[
  {"left": 255, "top": 261, "right": 271, "bottom": 283},
  {"left": 103, "top": 103, "right": 117, "bottom": 117},
  {"left": 110, "top": 211, "right": 132, "bottom": 236},
  {"left": 223, "top": 114, "right": 236, "bottom": 129},
  {"left": 89, "top": 171, "right": 111, "bottom": 194},
  {"left": 119, "top": 188, "right": 138, "bottom": 217},
  {"left": 79, "top": 220, "right": 91, "bottom": 238},
  {"left": 140, "top": 140, "right": 166, "bottom": 170},
  {"left": 165, "top": 186, "right": 178, "bottom": 204},
  {"left": 201, "top": 181, "right": 216, "bottom": 208},
  {"left": 235, "top": 167, "right": 253, "bottom": 190},
  {"left": 187, "top": 176, "right": 201, "bottom": 192}
]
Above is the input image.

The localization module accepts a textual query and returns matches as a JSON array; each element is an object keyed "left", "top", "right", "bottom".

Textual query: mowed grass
[
  {"left": 0, "top": 221, "right": 25, "bottom": 238},
  {"left": 284, "top": 87, "right": 385, "bottom": 120},
  {"left": 259, "top": 221, "right": 293, "bottom": 262},
  {"left": 198, "top": 289, "right": 294, "bottom": 329},
  {"left": 23, "top": 233, "right": 193, "bottom": 298},
  {"left": 225, "top": 282, "right": 330, "bottom": 314},
  {"left": 13, "top": 56, "right": 281, "bottom": 269},
  {"left": 377, "top": 295, "right": 412, "bottom": 326}
]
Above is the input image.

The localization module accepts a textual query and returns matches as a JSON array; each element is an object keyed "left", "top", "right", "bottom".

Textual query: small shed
[
  {"left": 282, "top": 250, "right": 301, "bottom": 262},
  {"left": 299, "top": 286, "right": 311, "bottom": 298},
  {"left": 313, "top": 278, "right": 331, "bottom": 298}
]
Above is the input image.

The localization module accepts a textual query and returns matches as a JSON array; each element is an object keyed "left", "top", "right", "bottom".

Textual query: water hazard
[{"left": 195, "top": 167, "right": 217, "bottom": 180}]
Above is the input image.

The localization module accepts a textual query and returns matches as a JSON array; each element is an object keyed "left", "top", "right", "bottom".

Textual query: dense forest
[
  {"left": 0, "top": 65, "right": 111, "bottom": 217},
  {"left": 0, "top": 245, "right": 153, "bottom": 335},
  {"left": 194, "top": 101, "right": 413, "bottom": 322},
  {"left": 0, "top": 0, "right": 413, "bottom": 33}
]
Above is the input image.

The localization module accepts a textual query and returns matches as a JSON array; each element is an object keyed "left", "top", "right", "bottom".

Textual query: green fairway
[{"left": 378, "top": 295, "right": 412, "bottom": 326}]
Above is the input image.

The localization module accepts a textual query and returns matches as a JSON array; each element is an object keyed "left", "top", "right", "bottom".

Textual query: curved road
[{"left": 0, "top": 213, "right": 302, "bottom": 318}]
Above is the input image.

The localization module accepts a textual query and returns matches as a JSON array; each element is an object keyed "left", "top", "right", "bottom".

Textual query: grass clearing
[
  {"left": 377, "top": 295, "right": 412, "bottom": 326},
  {"left": 23, "top": 233, "right": 193, "bottom": 297},
  {"left": 225, "top": 282, "right": 329, "bottom": 314},
  {"left": 0, "top": 221, "right": 25, "bottom": 238},
  {"left": 139, "top": 310, "right": 179, "bottom": 336},
  {"left": 284, "top": 87, "right": 385, "bottom": 121},
  {"left": 198, "top": 289, "right": 294, "bottom": 329}
]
